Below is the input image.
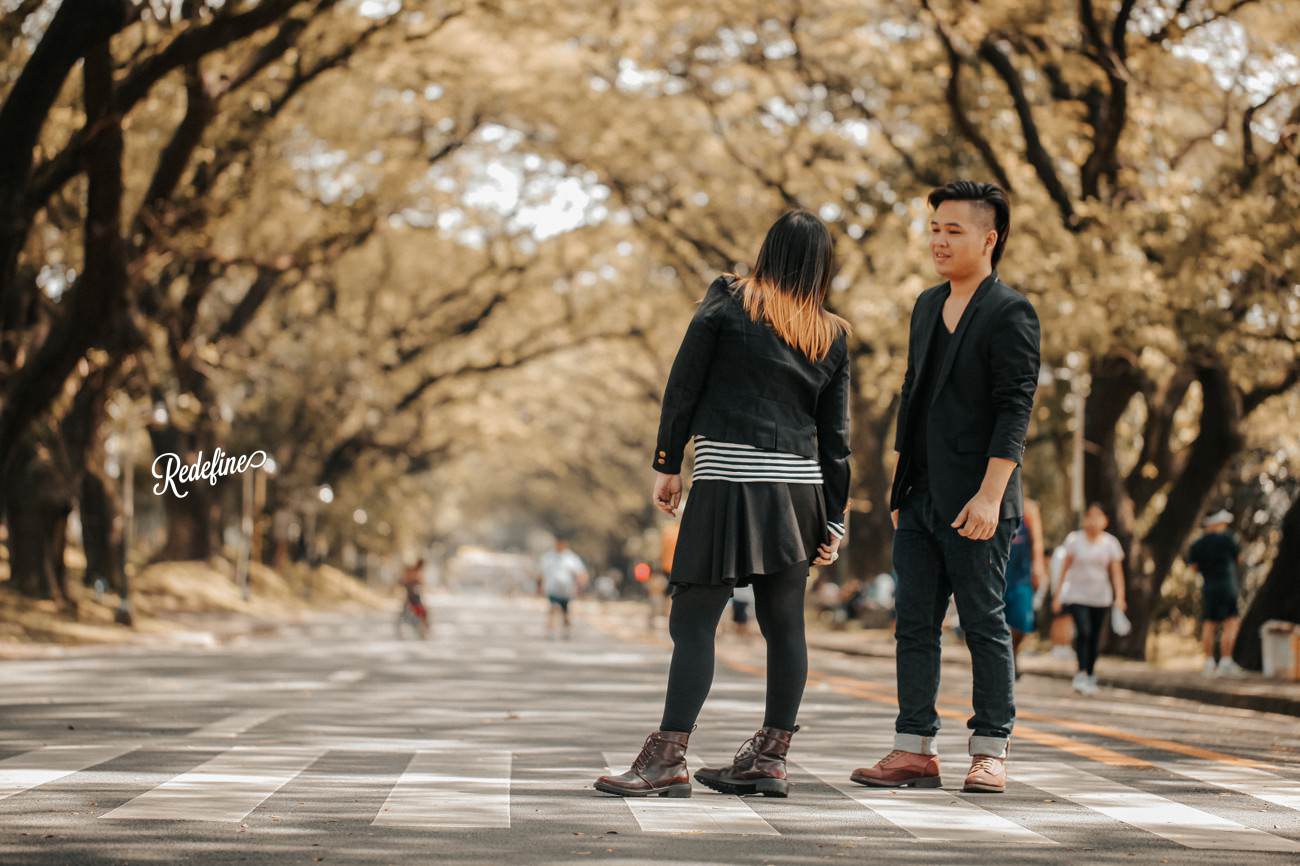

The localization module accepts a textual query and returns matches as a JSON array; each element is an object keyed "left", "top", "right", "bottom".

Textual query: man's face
[{"left": 930, "top": 200, "right": 997, "bottom": 279}]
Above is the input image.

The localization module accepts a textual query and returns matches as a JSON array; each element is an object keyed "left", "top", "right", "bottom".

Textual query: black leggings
[
  {"left": 1068, "top": 604, "right": 1109, "bottom": 676},
  {"left": 660, "top": 560, "right": 809, "bottom": 733}
]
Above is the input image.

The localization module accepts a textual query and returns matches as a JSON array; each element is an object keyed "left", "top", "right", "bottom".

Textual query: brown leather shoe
[
  {"left": 594, "top": 730, "right": 692, "bottom": 797},
  {"left": 962, "top": 753, "right": 1006, "bottom": 793},
  {"left": 849, "top": 749, "right": 942, "bottom": 788},
  {"left": 695, "top": 725, "right": 798, "bottom": 797}
]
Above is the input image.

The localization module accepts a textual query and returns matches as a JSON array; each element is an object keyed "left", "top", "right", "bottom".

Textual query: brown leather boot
[
  {"left": 594, "top": 730, "right": 692, "bottom": 797},
  {"left": 694, "top": 725, "right": 798, "bottom": 797},
  {"left": 849, "top": 749, "right": 942, "bottom": 788}
]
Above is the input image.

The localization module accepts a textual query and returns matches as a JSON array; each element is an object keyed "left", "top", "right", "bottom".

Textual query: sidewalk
[{"left": 807, "top": 627, "right": 1300, "bottom": 718}]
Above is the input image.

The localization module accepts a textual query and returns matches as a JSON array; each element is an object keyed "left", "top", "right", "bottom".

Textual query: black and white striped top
[{"left": 692, "top": 435, "right": 846, "bottom": 539}]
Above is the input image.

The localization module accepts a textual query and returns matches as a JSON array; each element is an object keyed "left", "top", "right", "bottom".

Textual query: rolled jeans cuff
[
  {"left": 969, "top": 735, "right": 1008, "bottom": 759},
  {"left": 894, "top": 733, "right": 939, "bottom": 756}
]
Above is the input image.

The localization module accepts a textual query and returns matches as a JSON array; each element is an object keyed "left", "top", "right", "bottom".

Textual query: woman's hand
[
  {"left": 1051, "top": 599, "right": 1064, "bottom": 616},
  {"left": 813, "top": 533, "right": 842, "bottom": 567},
  {"left": 653, "top": 472, "right": 683, "bottom": 517}
]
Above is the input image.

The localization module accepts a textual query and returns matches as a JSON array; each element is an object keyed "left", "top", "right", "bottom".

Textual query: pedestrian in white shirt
[
  {"left": 537, "top": 537, "right": 588, "bottom": 639},
  {"left": 1052, "top": 503, "right": 1127, "bottom": 695}
]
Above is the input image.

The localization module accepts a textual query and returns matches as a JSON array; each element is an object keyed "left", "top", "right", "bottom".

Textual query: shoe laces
[
  {"left": 970, "top": 755, "right": 999, "bottom": 774},
  {"left": 878, "top": 749, "right": 909, "bottom": 767}
]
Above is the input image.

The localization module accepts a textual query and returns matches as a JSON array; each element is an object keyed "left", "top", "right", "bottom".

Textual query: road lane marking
[
  {"left": 372, "top": 749, "right": 511, "bottom": 829},
  {"left": 599, "top": 753, "right": 777, "bottom": 835},
  {"left": 0, "top": 745, "right": 138, "bottom": 800},
  {"left": 1155, "top": 759, "right": 1300, "bottom": 812},
  {"left": 327, "top": 669, "right": 366, "bottom": 685},
  {"left": 1016, "top": 761, "right": 1300, "bottom": 852},
  {"left": 1016, "top": 712, "right": 1276, "bottom": 769},
  {"left": 188, "top": 710, "right": 280, "bottom": 738},
  {"left": 583, "top": 615, "right": 1283, "bottom": 773},
  {"left": 102, "top": 746, "right": 324, "bottom": 822},
  {"left": 793, "top": 756, "right": 1055, "bottom": 844}
]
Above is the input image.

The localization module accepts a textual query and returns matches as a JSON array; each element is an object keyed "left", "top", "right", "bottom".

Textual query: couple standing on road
[{"left": 594, "top": 180, "right": 1042, "bottom": 799}]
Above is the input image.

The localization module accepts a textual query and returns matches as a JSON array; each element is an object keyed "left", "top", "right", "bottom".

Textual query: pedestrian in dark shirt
[{"left": 1186, "top": 509, "right": 1243, "bottom": 676}]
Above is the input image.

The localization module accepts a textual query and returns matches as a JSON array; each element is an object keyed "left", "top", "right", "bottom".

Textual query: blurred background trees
[{"left": 1, "top": 0, "right": 1296, "bottom": 659}]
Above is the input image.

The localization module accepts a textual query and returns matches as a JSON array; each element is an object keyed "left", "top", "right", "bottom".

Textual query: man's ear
[{"left": 984, "top": 229, "right": 998, "bottom": 256}]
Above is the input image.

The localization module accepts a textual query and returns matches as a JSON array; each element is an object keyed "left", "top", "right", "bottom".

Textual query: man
[
  {"left": 538, "top": 536, "right": 588, "bottom": 639},
  {"left": 1186, "top": 510, "right": 1243, "bottom": 676},
  {"left": 851, "top": 181, "right": 1040, "bottom": 794}
]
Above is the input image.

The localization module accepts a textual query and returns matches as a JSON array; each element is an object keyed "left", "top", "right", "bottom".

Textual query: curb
[{"left": 807, "top": 636, "right": 1300, "bottom": 718}]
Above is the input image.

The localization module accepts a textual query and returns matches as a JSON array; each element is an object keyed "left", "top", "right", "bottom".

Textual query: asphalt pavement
[{"left": 2, "top": 594, "right": 1298, "bottom": 865}]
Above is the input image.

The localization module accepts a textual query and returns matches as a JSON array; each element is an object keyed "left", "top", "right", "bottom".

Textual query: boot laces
[
  {"left": 631, "top": 734, "right": 659, "bottom": 773},
  {"left": 732, "top": 734, "right": 760, "bottom": 763},
  {"left": 971, "top": 755, "right": 999, "bottom": 774}
]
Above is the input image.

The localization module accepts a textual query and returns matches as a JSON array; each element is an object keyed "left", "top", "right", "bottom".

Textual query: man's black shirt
[
  {"left": 907, "top": 320, "right": 954, "bottom": 480},
  {"left": 1187, "top": 531, "right": 1240, "bottom": 591}
]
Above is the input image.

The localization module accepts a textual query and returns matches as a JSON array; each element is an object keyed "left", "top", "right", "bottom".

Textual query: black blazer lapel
[
  {"left": 910, "top": 288, "right": 944, "bottom": 400},
  {"left": 929, "top": 272, "right": 997, "bottom": 407}
]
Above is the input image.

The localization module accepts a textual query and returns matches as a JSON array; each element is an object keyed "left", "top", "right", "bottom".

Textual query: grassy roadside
[{"left": 0, "top": 557, "right": 392, "bottom": 657}]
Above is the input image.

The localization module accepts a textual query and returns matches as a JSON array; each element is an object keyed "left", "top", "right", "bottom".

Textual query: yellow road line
[{"left": 588, "top": 611, "right": 1276, "bottom": 770}]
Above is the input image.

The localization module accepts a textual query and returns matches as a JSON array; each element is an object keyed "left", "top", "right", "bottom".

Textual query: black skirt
[{"left": 669, "top": 479, "right": 827, "bottom": 588}]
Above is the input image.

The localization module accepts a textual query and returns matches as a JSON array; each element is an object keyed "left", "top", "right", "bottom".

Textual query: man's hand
[
  {"left": 952, "top": 492, "right": 1000, "bottom": 541},
  {"left": 653, "top": 472, "right": 683, "bottom": 516}
]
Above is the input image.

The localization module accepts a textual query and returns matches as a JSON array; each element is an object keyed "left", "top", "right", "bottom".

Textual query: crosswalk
[{"left": 1, "top": 742, "right": 1298, "bottom": 850}]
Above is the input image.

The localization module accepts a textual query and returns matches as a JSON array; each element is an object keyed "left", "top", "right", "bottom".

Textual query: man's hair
[{"left": 927, "top": 180, "right": 1011, "bottom": 266}]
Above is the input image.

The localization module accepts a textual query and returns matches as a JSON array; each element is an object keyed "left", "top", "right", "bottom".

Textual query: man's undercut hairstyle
[{"left": 927, "top": 180, "right": 1011, "bottom": 267}]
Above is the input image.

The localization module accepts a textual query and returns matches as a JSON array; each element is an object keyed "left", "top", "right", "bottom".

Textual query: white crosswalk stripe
[
  {"left": 102, "top": 746, "right": 325, "bottom": 822},
  {"left": 792, "top": 756, "right": 1055, "bottom": 845},
  {"left": 1155, "top": 759, "right": 1300, "bottom": 813},
  {"left": 4, "top": 740, "right": 1300, "bottom": 848},
  {"left": 188, "top": 709, "right": 280, "bottom": 738},
  {"left": 1016, "top": 761, "right": 1300, "bottom": 852},
  {"left": 372, "top": 749, "right": 512, "bottom": 829},
  {"left": 600, "top": 753, "right": 778, "bottom": 834},
  {"left": 0, "top": 744, "right": 138, "bottom": 800}
]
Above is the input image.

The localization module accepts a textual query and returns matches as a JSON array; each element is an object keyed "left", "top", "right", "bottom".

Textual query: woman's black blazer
[{"left": 652, "top": 275, "right": 851, "bottom": 530}]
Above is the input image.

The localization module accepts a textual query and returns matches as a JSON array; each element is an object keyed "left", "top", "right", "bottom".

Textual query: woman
[
  {"left": 594, "top": 210, "right": 852, "bottom": 799},
  {"left": 1003, "top": 496, "right": 1045, "bottom": 677},
  {"left": 1052, "top": 502, "right": 1126, "bottom": 695}
]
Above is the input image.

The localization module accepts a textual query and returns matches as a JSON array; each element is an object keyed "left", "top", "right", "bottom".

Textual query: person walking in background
[
  {"left": 1187, "top": 509, "right": 1244, "bottom": 676},
  {"left": 538, "top": 536, "right": 588, "bottom": 639},
  {"left": 596, "top": 210, "right": 852, "bottom": 799},
  {"left": 1003, "top": 497, "right": 1046, "bottom": 677},
  {"left": 1046, "top": 544, "right": 1074, "bottom": 659},
  {"left": 1052, "top": 503, "right": 1126, "bottom": 695},
  {"left": 854, "top": 181, "right": 1039, "bottom": 796}
]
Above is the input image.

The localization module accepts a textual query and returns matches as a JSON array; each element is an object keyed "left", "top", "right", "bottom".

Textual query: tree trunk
[
  {"left": 0, "top": 0, "right": 131, "bottom": 348},
  {"left": 80, "top": 462, "right": 127, "bottom": 596},
  {"left": 149, "top": 423, "right": 218, "bottom": 561},
  {"left": 1233, "top": 491, "right": 1300, "bottom": 671},
  {"left": 1082, "top": 351, "right": 1144, "bottom": 551},
  {"left": 844, "top": 384, "right": 896, "bottom": 579},
  {"left": 1114, "top": 359, "right": 1244, "bottom": 656},
  {"left": 3, "top": 432, "right": 74, "bottom": 605}
]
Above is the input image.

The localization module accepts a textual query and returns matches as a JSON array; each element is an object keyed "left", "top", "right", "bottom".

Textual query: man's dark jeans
[{"left": 892, "top": 485, "right": 1019, "bottom": 758}]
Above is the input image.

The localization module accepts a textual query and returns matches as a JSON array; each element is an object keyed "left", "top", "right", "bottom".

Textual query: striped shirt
[{"left": 692, "top": 435, "right": 846, "bottom": 539}]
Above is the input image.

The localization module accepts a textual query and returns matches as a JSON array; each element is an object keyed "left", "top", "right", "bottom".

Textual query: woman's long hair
[{"left": 730, "top": 210, "right": 851, "bottom": 363}]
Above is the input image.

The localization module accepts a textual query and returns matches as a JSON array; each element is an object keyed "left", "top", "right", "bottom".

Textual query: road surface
[{"left": 2, "top": 594, "right": 1298, "bottom": 864}]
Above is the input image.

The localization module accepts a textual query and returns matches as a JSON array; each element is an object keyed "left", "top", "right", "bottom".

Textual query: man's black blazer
[
  {"left": 889, "top": 271, "right": 1040, "bottom": 524},
  {"left": 653, "top": 275, "right": 851, "bottom": 530}
]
